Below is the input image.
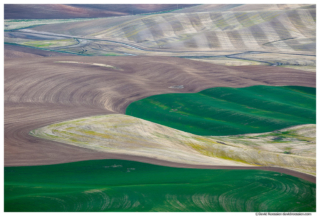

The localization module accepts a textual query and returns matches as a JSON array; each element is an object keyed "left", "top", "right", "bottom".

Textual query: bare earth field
[
  {"left": 4, "top": 44, "right": 78, "bottom": 59},
  {"left": 4, "top": 56, "right": 315, "bottom": 169},
  {"left": 5, "top": 4, "right": 198, "bottom": 19}
]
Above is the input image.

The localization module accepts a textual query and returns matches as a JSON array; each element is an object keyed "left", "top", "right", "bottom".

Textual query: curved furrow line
[
  {"left": 4, "top": 56, "right": 316, "bottom": 167},
  {"left": 5, "top": 160, "right": 316, "bottom": 212}
]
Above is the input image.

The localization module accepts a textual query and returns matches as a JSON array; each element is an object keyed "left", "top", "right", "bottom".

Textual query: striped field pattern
[
  {"left": 4, "top": 5, "right": 317, "bottom": 212},
  {"left": 82, "top": 5, "right": 315, "bottom": 53}
]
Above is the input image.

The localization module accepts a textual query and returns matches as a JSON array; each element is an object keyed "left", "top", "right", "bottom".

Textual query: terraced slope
[
  {"left": 31, "top": 114, "right": 316, "bottom": 174},
  {"left": 5, "top": 159, "right": 316, "bottom": 212},
  {"left": 126, "top": 86, "right": 315, "bottom": 136},
  {"left": 4, "top": 56, "right": 315, "bottom": 166}
]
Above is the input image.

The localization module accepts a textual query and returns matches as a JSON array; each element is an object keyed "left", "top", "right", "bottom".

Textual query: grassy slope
[
  {"left": 31, "top": 114, "right": 315, "bottom": 174},
  {"left": 126, "top": 86, "right": 315, "bottom": 136},
  {"left": 213, "top": 124, "right": 315, "bottom": 158},
  {"left": 31, "top": 114, "right": 250, "bottom": 167},
  {"left": 5, "top": 159, "right": 316, "bottom": 212},
  {"left": 22, "top": 39, "right": 77, "bottom": 48}
]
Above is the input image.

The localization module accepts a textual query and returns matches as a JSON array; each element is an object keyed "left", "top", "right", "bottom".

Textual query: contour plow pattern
[
  {"left": 3, "top": 3, "right": 317, "bottom": 213},
  {"left": 4, "top": 56, "right": 316, "bottom": 166},
  {"left": 5, "top": 159, "right": 316, "bottom": 212}
]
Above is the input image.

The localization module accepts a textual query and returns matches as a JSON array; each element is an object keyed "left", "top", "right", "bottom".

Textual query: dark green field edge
[
  {"left": 4, "top": 159, "right": 316, "bottom": 212},
  {"left": 126, "top": 85, "right": 315, "bottom": 136}
]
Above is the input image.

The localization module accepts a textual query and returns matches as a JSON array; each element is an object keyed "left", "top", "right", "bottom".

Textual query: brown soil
[
  {"left": 4, "top": 44, "right": 76, "bottom": 59},
  {"left": 4, "top": 102, "right": 115, "bottom": 166},
  {"left": 4, "top": 56, "right": 316, "bottom": 178},
  {"left": 5, "top": 4, "right": 198, "bottom": 19}
]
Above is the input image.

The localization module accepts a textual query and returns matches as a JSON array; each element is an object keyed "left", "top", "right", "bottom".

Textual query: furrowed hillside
[
  {"left": 4, "top": 56, "right": 315, "bottom": 166},
  {"left": 30, "top": 4, "right": 316, "bottom": 54}
]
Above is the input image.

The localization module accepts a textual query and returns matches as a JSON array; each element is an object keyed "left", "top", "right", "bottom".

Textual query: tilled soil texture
[
  {"left": 5, "top": 4, "right": 198, "bottom": 19},
  {"left": 4, "top": 44, "right": 77, "bottom": 59},
  {"left": 4, "top": 56, "right": 316, "bottom": 167}
]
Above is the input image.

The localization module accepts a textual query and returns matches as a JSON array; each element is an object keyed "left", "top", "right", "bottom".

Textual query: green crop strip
[
  {"left": 126, "top": 86, "right": 315, "bottom": 136},
  {"left": 4, "top": 159, "right": 315, "bottom": 212}
]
